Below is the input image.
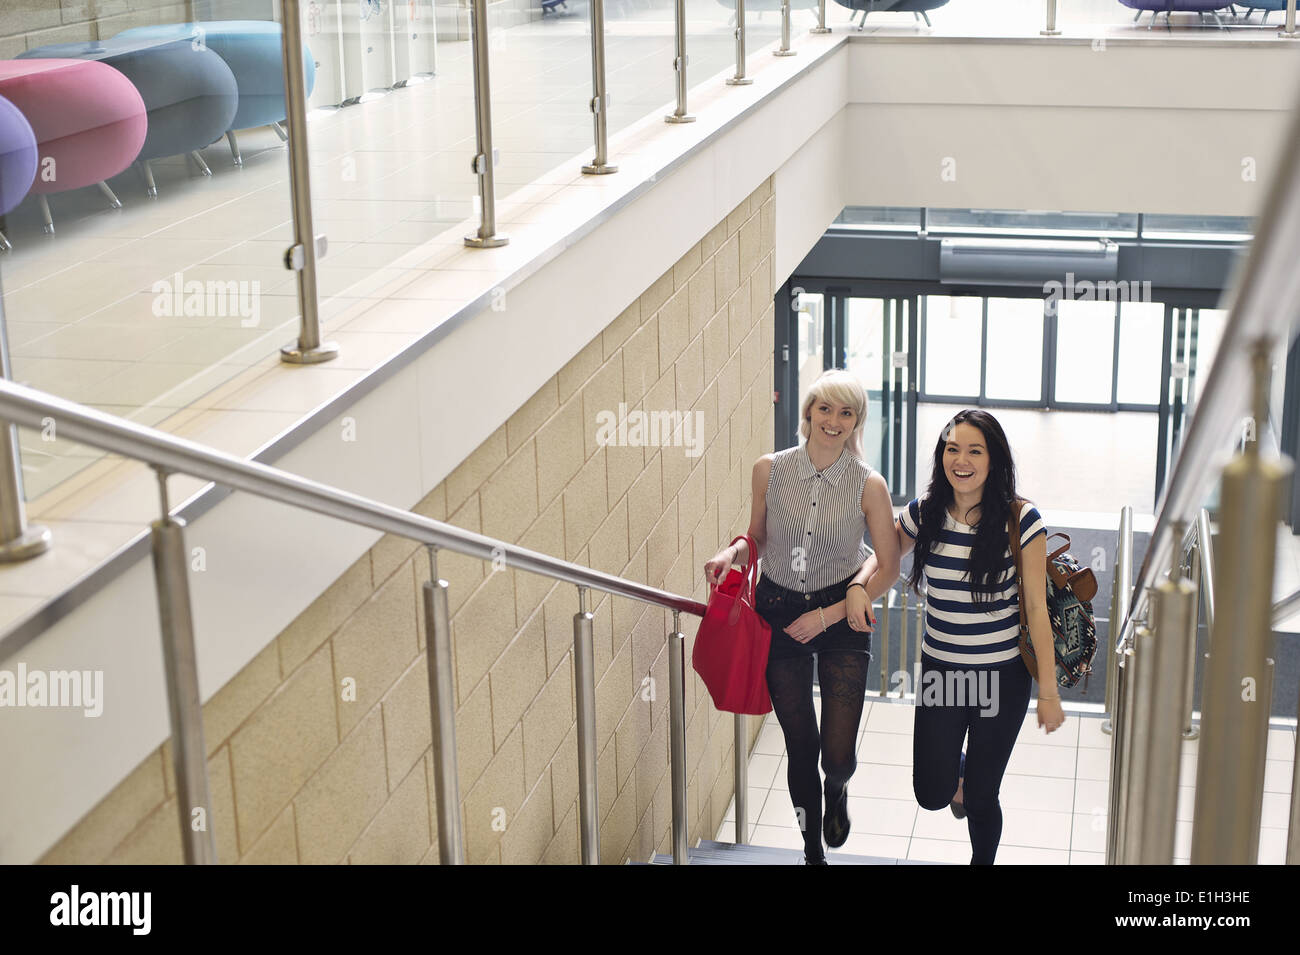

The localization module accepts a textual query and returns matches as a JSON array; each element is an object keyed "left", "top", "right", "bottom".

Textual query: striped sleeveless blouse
[
  {"left": 761, "top": 444, "right": 871, "bottom": 592},
  {"left": 899, "top": 498, "right": 1047, "bottom": 667}
]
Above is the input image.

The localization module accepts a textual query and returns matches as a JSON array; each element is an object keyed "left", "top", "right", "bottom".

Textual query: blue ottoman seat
[
  {"left": 115, "top": 21, "right": 316, "bottom": 166},
  {"left": 18, "top": 37, "right": 238, "bottom": 196}
]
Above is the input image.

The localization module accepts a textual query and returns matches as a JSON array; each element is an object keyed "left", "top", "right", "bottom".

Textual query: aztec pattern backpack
[{"left": 1007, "top": 500, "right": 1099, "bottom": 690}]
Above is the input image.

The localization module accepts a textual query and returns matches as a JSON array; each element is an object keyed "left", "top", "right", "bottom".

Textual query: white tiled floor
[{"left": 718, "top": 698, "right": 1298, "bottom": 864}]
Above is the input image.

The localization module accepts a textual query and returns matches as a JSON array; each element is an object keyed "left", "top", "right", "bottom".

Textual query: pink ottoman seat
[{"left": 0, "top": 58, "right": 147, "bottom": 233}]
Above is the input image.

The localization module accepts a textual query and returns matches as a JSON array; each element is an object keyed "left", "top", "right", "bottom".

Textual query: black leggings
[
  {"left": 766, "top": 652, "right": 870, "bottom": 862},
  {"left": 912, "top": 654, "right": 1032, "bottom": 865}
]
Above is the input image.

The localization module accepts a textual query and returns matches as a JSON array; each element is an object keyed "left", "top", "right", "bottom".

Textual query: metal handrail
[
  {"left": 0, "top": 378, "right": 705, "bottom": 628},
  {"left": 1113, "top": 87, "right": 1300, "bottom": 663},
  {"left": 0, "top": 376, "right": 715, "bottom": 865}
]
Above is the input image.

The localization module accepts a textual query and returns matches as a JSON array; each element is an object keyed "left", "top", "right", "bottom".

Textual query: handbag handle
[{"left": 728, "top": 535, "right": 760, "bottom": 603}]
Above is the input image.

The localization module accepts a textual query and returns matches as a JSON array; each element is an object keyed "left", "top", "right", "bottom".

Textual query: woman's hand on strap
[{"left": 703, "top": 546, "right": 736, "bottom": 588}]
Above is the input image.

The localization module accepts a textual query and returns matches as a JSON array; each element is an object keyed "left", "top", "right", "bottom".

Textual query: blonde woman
[{"left": 705, "top": 369, "right": 899, "bottom": 864}]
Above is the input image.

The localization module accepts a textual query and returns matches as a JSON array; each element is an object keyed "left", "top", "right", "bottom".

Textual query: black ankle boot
[{"left": 822, "top": 786, "right": 851, "bottom": 848}]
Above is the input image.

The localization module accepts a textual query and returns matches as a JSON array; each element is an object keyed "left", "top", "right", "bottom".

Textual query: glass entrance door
[
  {"left": 782, "top": 287, "right": 919, "bottom": 503},
  {"left": 842, "top": 295, "right": 919, "bottom": 504}
]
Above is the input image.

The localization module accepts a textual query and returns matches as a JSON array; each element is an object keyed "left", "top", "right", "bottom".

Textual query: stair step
[{"left": 645, "top": 840, "right": 910, "bottom": 865}]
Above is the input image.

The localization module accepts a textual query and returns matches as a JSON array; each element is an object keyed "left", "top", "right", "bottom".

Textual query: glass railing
[
  {"left": 844, "top": 0, "right": 1292, "bottom": 38},
  {"left": 0, "top": 2, "right": 305, "bottom": 503},
  {"left": 0, "top": 0, "right": 828, "bottom": 511}
]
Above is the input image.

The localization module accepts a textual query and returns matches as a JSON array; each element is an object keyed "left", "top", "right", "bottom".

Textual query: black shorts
[{"left": 754, "top": 573, "right": 871, "bottom": 661}]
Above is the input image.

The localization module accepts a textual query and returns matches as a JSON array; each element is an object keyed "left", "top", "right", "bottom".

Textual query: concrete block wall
[{"left": 37, "top": 177, "right": 777, "bottom": 865}]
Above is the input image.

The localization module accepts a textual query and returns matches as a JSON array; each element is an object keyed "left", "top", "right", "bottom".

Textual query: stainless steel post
[
  {"left": 1106, "top": 630, "right": 1135, "bottom": 863},
  {"left": 1283, "top": 0, "right": 1299, "bottom": 37},
  {"left": 1102, "top": 506, "right": 1133, "bottom": 735},
  {"left": 1191, "top": 343, "right": 1290, "bottom": 864},
  {"left": 278, "top": 0, "right": 339, "bottom": 365},
  {"left": 726, "top": 0, "right": 753, "bottom": 86},
  {"left": 665, "top": 0, "right": 695, "bottom": 123},
  {"left": 811, "top": 0, "right": 830, "bottom": 34},
  {"left": 878, "top": 590, "right": 891, "bottom": 697},
  {"left": 424, "top": 546, "right": 464, "bottom": 865},
  {"left": 582, "top": 0, "right": 618, "bottom": 174},
  {"left": 465, "top": 0, "right": 509, "bottom": 246},
  {"left": 1137, "top": 540, "right": 1195, "bottom": 864},
  {"left": 1041, "top": 0, "right": 1061, "bottom": 35},
  {"left": 1288, "top": 715, "right": 1300, "bottom": 864},
  {"left": 669, "top": 611, "right": 689, "bottom": 863},
  {"left": 0, "top": 277, "right": 49, "bottom": 562},
  {"left": 734, "top": 713, "right": 748, "bottom": 843},
  {"left": 574, "top": 587, "right": 599, "bottom": 865},
  {"left": 150, "top": 469, "right": 216, "bottom": 865},
  {"left": 774, "top": 0, "right": 797, "bottom": 56},
  {"left": 1185, "top": 507, "right": 1216, "bottom": 739},
  {"left": 1121, "top": 624, "right": 1154, "bottom": 865},
  {"left": 897, "top": 590, "right": 907, "bottom": 697}
]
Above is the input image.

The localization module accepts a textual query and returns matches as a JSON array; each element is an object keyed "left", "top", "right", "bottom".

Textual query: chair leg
[
  {"left": 1212, "top": 11, "right": 1225, "bottom": 28},
  {"left": 272, "top": 121, "right": 288, "bottom": 141},
  {"left": 226, "top": 130, "right": 243, "bottom": 166},
  {"left": 37, "top": 194, "right": 53, "bottom": 235},
  {"left": 1133, "top": 9, "right": 1142, "bottom": 22},
  {"left": 139, "top": 159, "right": 158, "bottom": 198},
  {"left": 921, "top": 10, "right": 931, "bottom": 26},
  {"left": 190, "top": 150, "right": 213, "bottom": 177},
  {"left": 0, "top": 228, "right": 11, "bottom": 252},
  {"left": 97, "top": 181, "right": 122, "bottom": 209}
]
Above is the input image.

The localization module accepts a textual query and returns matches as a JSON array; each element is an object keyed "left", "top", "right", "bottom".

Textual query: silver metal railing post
[
  {"left": 582, "top": 0, "right": 617, "bottom": 175},
  {"left": 1136, "top": 526, "right": 1195, "bottom": 863},
  {"left": 1102, "top": 506, "right": 1132, "bottom": 735},
  {"left": 896, "top": 590, "right": 907, "bottom": 697},
  {"left": 734, "top": 713, "right": 748, "bottom": 843},
  {"left": 1041, "top": 0, "right": 1061, "bottom": 36},
  {"left": 811, "top": 0, "right": 830, "bottom": 34},
  {"left": 0, "top": 276, "right": 50, "bottom": 563},
  {"left": 574, "top": 587, "right": 599, "bottom": 864},
  {"left": 150, "top": 468, "right": 216, "bottom": 865},
  {"left": 669, "top": 610, "right": 689, "bottom": 863},
  {"left": 726, "top": 0, "right": 753, "bottom": 87},
  {"left": 774, "top": 0, "right": 796, "bottom": 56},
  {"left": 1120, "top": 621, "right": 1153, "bottom": 865},
  {"left": 1191, "top": 343, "right": 1290, "bottom": 864},
  {"left": 666, "top": 0, "right": 695, "bottom": 123},
  {"left": 1106, "top": 619, "right": 1135, "bottom": 864},
  {"left": 278, "top": 0, "right": 338, "bottom": 365},
  {"left": 1288, "top": 714, "right": 1300, "bottom": 864},
  {"left": 1283, "top": 0, "right": 1299, "bottom": 38},
  {"left": 424, "top": 546, "right": 463, "bottom": 864},
  {"left": 1184, "top": 507, "right": 1216, "bottom": 739},
  {"left": 878, "top": 590, "right": 891, "bottom": 697},
  {"left": 465, "top": 0, "right": 508, "bottom": 247}
]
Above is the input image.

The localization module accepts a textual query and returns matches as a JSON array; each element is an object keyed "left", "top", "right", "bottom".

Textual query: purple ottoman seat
[
  {"left": 0, "top": 58, "right": 147, "bottom": 233},
  {"left": 0, "top": 94, "right": 38, "bottom": 251}
]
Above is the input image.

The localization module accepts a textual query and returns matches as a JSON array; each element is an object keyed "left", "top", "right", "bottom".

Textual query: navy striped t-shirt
[{"left": 898, "top": 498, "right": 1046, "bottom": 667}]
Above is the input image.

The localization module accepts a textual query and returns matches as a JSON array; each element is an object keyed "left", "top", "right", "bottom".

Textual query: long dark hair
[{"left": 907, "top": 410, "right": 1020, "bottom": 611}]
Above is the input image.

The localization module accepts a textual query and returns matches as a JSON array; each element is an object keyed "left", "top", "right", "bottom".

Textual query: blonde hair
[{"left": 799, "top": 369, "right": 868, "bottom": 459}]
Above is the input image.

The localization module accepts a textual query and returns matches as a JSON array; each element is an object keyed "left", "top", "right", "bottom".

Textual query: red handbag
[{"left": 692, "top": 535, "right": 773, "bottom": 715}]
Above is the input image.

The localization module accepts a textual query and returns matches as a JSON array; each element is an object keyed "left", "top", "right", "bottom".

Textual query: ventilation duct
[{"left": 938, "top": 237, "right": 1119, "bottom": 286}]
